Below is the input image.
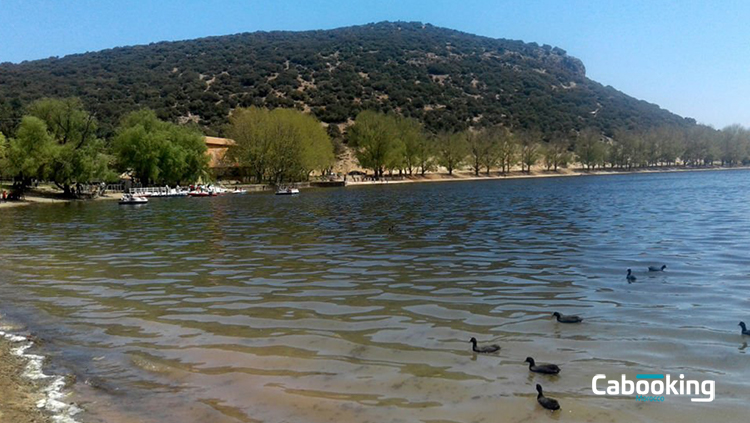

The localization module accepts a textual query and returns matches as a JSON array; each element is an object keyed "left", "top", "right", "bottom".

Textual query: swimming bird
[
  {"left": 552, "top": 312, "right": 583, "bottom": 323},
  {"left": 536, "top": 384, "right": 561, "bottom": 411},
  {"left": 469, "top": 337, "right": 500, "bottom": 353},
  {"left": 626, "top": 269, "right": 637, "bottom": 282},
  {"left": 648, "top": 265, "right": 667, "bottom": 272},
  {"left": 739, "top": 322, "right": 750, "bottom": 336},
  {"left": 525, "top": 357, "right": 561, "bottom": 375}
]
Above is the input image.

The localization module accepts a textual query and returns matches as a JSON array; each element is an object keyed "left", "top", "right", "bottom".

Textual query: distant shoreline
[
  {"left": 344, "top": 165, "right": 750, "bottom": 187},
  {"left": 2, "top": 166, "right": 748, "bottom": 209}
]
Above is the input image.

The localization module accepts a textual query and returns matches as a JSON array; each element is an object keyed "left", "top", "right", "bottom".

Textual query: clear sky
[{"left": 1, "top": 0, "right": 748, "bottom": 128}]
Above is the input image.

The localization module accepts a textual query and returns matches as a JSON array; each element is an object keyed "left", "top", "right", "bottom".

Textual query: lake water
[{"left": 1, "top": 170, "right": 750, "bottom": 423}]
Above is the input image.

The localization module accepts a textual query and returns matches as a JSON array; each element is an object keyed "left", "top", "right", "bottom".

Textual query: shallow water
[{"left": 1, "top": 170, "right": 750, "bottom": 422}]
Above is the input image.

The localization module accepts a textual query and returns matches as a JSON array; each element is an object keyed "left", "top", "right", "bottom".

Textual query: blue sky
[{"left": 0, "top": 0, "right": 748, "bottom": 128}]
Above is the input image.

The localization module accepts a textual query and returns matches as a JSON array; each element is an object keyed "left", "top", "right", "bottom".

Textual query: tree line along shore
[{"left": 2, "top": 97, "right": 750, "bottom": 201}]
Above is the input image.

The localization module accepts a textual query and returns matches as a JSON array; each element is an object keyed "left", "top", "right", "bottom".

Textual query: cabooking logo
[{"left": 592, "top": 374, "right": 715, "bottom": 402}]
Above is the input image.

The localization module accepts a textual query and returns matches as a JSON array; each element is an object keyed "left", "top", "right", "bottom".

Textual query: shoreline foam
[{"left": 0, "top": 325, "right": 81, "bottom": 423}]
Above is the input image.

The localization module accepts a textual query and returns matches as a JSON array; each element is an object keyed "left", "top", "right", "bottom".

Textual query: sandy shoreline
[
  {"left": 0, "top": 192, "right": 119, "bottom": 209},
  {"left": 344, "top": 165, "right": 750, "bottom": 186},
  {"left": 0, "top": 314, "right": 81, "bottom": 423},
  {"left": 0, "top": 332, "right": 51, "bottom": 423}
]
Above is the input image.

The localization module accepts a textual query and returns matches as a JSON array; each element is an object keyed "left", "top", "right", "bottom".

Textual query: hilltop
[{"left": 0, "top": 21, "right": 695, "bottom": 137}]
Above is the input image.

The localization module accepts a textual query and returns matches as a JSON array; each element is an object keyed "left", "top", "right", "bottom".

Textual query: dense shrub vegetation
[{"left": 0, "top": 22, "right": 694, "bottom": 139}]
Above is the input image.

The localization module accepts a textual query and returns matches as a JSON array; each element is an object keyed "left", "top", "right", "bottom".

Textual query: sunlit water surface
[{"left": 1, "top": 170, "right": 750, "bottom": 423}]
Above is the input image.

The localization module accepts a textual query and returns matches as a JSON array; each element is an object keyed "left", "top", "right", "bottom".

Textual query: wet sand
[{"left": 0, "top": 336, "right": 50, "bottom": 423}]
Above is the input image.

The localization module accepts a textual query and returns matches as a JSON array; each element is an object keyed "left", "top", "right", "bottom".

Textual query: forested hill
[{"left": 0, "top": 21, "right": 694, "bottom": 138}]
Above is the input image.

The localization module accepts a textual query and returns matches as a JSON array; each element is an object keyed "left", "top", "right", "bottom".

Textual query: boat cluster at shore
[
  {"left": 118, "top": 184, "right": 299, "bottom": 204},
  {"left": 119, "top": 184, "right": 244, "bottom": 204}
]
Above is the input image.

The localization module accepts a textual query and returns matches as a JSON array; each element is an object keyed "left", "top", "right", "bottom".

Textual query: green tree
[
  {"left": 5, "top": 116, "right": 56, "bottom": 190},
  {"left": 227, "top": 107, "right": 334, "bottom": 183},
  {"left": 397, "top": 116, "right": 425, "bottom": 175},
  {"left": 542, "top": 145, "right": 554, "bottom": 171},
  {"left": 608, "top": 129, "right": 629, "bottom": 169},
  {"left": 0, "top": 99, "right": 23, "bottom": 140},
  {"left": 348, "top": 110, "right": 403, "bottom": 179},
  {"left": 496, "top": 128, "right": 517, "bottom": 173},
  {"left": 226, "top": 107, "right": 273, "bottom": 183},
  {"left": 543, "top": 134, "right": 571, "bottom": 171},
  {"left": 597, "top": 142, "right": 611, "bottom": 169},
  {"left": 683, "top": 125, "right": 719, "bottom": 166},
  {"left": 657, "top": 126, "right": 685, "bottom": 166},
  {"left": 575, "top": 128, "right": 606, "bottom": 171},
  {"left": 701, "top": 128, "right": 721, "bottom": 165},
  {"left": 518, "top": 131, "right": 541, "bottom": 173},
  {"left": 114, "top": 109, "right": 209, "bottom": 185},
  {"left": 719, "top": 124, "right": 749, "bottom": 166},
  {"left": 467, "top": 130, "right": 492, "bottom": 176},
  {"left": 615, "top": 129, "right": 646, "bottom": 169},
  {"left": 25, "top": 98, "right": 111, "bottom": 196},
  {"left": 436, "top": 131, "right": 468, "bottom": 175},
  {"left": 478, "top": 128, "right": 503, "bottom": 175},
  {"left": 414, "top": 135, "right": 436, "bottom": 176},
  {"left": 606, "top": 139, "right": 625, "bottom": 169},
  {"left": 0, "top": 132, "right": 7, "bottom": 176},
  {"left": 642, "top": 128, "right": 665, "bottom": 167}
]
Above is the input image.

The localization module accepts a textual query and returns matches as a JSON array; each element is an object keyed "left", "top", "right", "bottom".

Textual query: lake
[{"left": 1, "top": 170, "right": 750, "bottom": 423}]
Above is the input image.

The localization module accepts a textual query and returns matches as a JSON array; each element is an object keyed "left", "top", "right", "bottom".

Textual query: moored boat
[
  {"left": 188, "top": 191, "right": 215, "bottom": 197},
  {"left": 119, "top": 194, "right": 148, "bottom": 205},
  {"left": 275, "top": 187, "right": 300, "bottom": 196},
  {"left": 128, "top": 187, "right": 190, "bottom": 198},
  {"left": 187, "top": 184, "right": 227, "bottom": 197}
]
